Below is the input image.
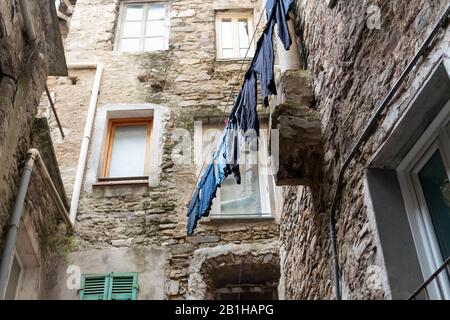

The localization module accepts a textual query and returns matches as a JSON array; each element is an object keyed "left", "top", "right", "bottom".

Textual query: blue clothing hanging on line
[
  {"left": 225, "top": 120, "right": 242, "bottom": 184},
  {"left": 230, "top": 70, "right": 259, "bottom": 135},
  {"left": 198, "top": 162, "right": 217, "bottom": 218},
  {"left": 253, "top": 20, "right": 276, "bottom": 107},
  {"left": 187, "top": 0, "right": 295, "bottom": 235},
  {"left": 215, "top": 129, "right": 229, "bottom": 186},
  {"left": 187, "top": 162, "right": 218, "bottom": 235},
  {"left": 265, "top": 0, "right": 294, "bottom": 50},
  {"left": 187, "top": 187, "right": 200, "bottom": 236}
]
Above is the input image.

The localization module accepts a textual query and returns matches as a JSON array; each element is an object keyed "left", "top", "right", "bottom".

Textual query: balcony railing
[{"left": 408, "top": 256, "right": 450, "bottom": 300}]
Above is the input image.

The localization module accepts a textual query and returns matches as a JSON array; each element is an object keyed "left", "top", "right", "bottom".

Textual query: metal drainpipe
[
  {"left": 18, "top": 0, "right": 37, "bottom": 42},
  {"left": 328, "top": 4, "right": 450, "bottom": 300},
  {"left": 45, "top": 86, "right": 65, "bottom": 139},
  {"left": 67, "top": 63, "right": 104, "bottom": 224},
  {"left": 0, "top": 152, "right": 36, "bottom": 299}
]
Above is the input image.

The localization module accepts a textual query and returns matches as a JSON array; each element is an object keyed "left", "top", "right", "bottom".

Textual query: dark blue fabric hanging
[
  {"left": 224, "top": 120, "right": 242, "bottom": 184},
  {"left": 253, "top": 19, "right": 276, "bottom": 107},
  {"left": 265, "top": 0, "right": 294, "bottom": 50},
  {"left": 197, "top": 162, "right": 217, "bottom": 218},
  {"left": 187, "top": 187, "right": 200, "bottom": 235},
  {"left": 186, "top": 162, "right": 218, "bottom": 235},
  {"left": 215, "top": 130, "right": 229, "bottom": 186},
  {"left": 187, "top": 0, "right": 295, "bottom": 235},
  {"left": 230, "top": 70, "right": 259, "bottom": 135}
]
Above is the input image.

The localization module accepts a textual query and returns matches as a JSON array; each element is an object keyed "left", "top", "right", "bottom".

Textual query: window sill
[
  {"left": 216, "top": 57, "right": 253, "bottom": 62},
  {"left": 114, "top": 49, "right": 169, "bottom": 55},
  {"left": 205, "top": 215, "right": 275, "bottom": 222},
  {"left": 93, "top": 178, "right": 149, "bottom": 187}
]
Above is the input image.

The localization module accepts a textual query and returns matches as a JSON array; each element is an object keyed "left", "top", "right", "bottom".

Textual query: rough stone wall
[
  {"left": 280, "top": 0, "right": 449, "bottom": 300},
  {"left": 44, "top": 0, "right": 279, "bottom": 299},
  {"left": 0, "top": 0, "right": 71, "bottom": 298},
  {"left": 0, "top": 0, "right": 45, "bottom": 250}
]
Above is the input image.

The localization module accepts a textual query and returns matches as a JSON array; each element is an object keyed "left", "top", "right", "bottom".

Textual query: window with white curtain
[
  {"left": 215, "top": 11, "right": 254, "bottom": 59},
  {"left": 101, "top": 118, "right": 153, "bottom": 179},
  {"left": 117, "top": 2, "right": 169, "bottom": 52}
]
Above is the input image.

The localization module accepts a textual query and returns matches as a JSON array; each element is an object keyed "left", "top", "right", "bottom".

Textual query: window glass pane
[
  {"left": 220, "top": 151, "right": 262, "bottom": 215},
  {"left": 221, "top": 19, "right": 233, "bottom": 49},
  {"left": 125, "top": 5, "right": 144, "bottom": 21},
  {"left": 120, "top": 38, "right": 141, "bottom": 52},
  {"left": 222, "top": 49, "right": 234, "bottom": 59},
  {"left": 238, "top": 19, "right": 250, "bottom": 49},
  {"left": 239, "top": 48, "right": 249, "bottom": 58},
  {"left": 419, "top": 150, "right": 450, "bottom": 260},
  {"left": 145, "top": 20, "right": 166, "bottom": 37},
  {"left": 5, "top": 255, "right": 21, "bottom": 300},
  {"left": 148, "top": 3, "right": 166, "bottom": 20},
  {"left": 122, "top": 21, "right": 142, "bottom": 37},
  {"left": 144, "top": 37, "right": 166, "bottom": 51},
  {"left": 109, "top": 125, "right": 148, "bottom": 177}
]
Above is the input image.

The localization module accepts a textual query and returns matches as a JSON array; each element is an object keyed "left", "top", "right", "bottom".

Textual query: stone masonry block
[{"left": 270, "top": 70, "right": 322, "bottom": 186}]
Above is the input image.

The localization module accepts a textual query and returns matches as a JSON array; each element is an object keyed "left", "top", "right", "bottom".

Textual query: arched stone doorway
[{"left": 187, "top": 243, "right": 279, "bottom": 300}]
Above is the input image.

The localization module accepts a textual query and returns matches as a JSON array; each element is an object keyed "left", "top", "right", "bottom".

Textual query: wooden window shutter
[
  {"left": 79, "top": 274, "right": 110, "bottom": 300},
  {"left": 109, "top": 273, "right": 139, "bottom": 300},
  {"left": 79, "top": 273, "right": 138, "bottom": 300}
]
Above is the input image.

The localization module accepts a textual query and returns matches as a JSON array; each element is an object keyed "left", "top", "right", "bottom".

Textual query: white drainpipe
[
  {"left": 67, "top": 63, "right": 104, "bottom": 224},
  {"left": 276, "top": 13, "right": 302, "bottom": 73}
]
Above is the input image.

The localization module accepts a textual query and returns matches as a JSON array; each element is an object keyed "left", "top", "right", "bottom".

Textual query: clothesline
[
  {"left": 187, "top": 0, "right": 295, "bottom": 235},
  {"left": 186, "top": 6, "right": 268, "bottom": 202}
]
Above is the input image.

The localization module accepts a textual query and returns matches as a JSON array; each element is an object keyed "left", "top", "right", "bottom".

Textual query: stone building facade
[
  {"left": 3, "top": 0, "right": 449, "bottom": 301},
  {"left": 44, "top": 0, "right": 281, "bottom": 300},
  {"left": 0, "top": 0, "right": 71, "bottom": 299},
  {"left": 278, "top": 0, "right": 450, "bottom": 300}
]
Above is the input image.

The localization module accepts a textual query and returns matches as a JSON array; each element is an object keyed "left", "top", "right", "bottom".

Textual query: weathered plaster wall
[
  {"left": 43, "top": 0, "right": 279, "bottom": 299},
  {"left": 0, "top": 0, "right": 46, "bottom": 251},
  {"left": 50, "top": 246, "right": 168, "bottom": 300},
  {"left": 280, "top": 0, "right": 449, "bottom": 300}
]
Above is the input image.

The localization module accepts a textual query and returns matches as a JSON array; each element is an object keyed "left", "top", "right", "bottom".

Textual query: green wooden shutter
[
  {"left": 79, "top": 273, "right": 138, "bottom": 300},
  {"left": 79, "top": 274, "right": 110, "bottom": 300},
  {"left": 108, "top": 273, "right": 138, "bottom": 300}
]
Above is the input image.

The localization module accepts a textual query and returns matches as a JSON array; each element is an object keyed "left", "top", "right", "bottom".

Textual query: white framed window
[
  {"left": 398, "top": 99, "right": 450, "bottom": 300},
  {"left": 100, "top": 118, "right": 153, "bottom": 179},
  {"left": 201, "top": 126, "right": 274, "bottom": 219},
  {"left": 215, "top": 11, "right": 254, "bottom": 60},
  {"left": 116, "top": 1, "right": 169, "bottom": 52},
  {"left": 4, "top": 251, "right": 24, "bottom": 300}
]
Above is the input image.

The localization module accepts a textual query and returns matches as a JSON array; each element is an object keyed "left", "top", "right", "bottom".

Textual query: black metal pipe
[
  {"left": 328, "top": 4, "right": 450, "bottom": 300},
  {"left": 45, "top": 85, "right": 65, "bottom": 139},
  {"left": 327, "top": 0, "right": 338, "bottom": 9},
  {"left": 329, "top": 211, "right": 341, "bottom": 300}
]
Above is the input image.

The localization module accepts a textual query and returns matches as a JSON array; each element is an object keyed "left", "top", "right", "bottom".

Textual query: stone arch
[{"left": 187, "top": 243, "right": 279, "bottom": 300}]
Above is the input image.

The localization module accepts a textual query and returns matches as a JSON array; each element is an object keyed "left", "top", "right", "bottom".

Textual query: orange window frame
[{"left": 101, "top": 118, "right": 153, "bottom": 179}]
